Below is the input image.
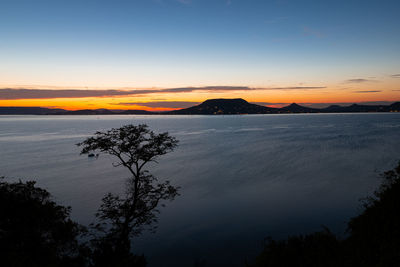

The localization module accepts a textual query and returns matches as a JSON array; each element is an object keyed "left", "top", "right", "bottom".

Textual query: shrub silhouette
[
  {"left": 346, "top": 161, "right": 400, "bottom": 266},
  {"left": 252, "top": 229, "right": 343, "bottom": 267},
  {"left": 0, "top": 178, "right": 87, "bottom": 267},
  {"left": 0, "top": 177, "right": 146, "bottom": 267},
  {"left": 251, "top": 161, "right": 400, "bottom": 267}
]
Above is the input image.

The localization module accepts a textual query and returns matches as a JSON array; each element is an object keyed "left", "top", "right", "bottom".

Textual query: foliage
[
  {"left": 77, "top": 124, "right": 179, "bottom": 265},
  {"left": 251, "top": 161, "right": 400, "bottom": 267},
  {"left": 0, "top": 178, "right": 87, "bottom": 267},
  {"left": 346, "top": 161, "right": 400, "bottom": 266},
  {"left": 251, "top": 228, "right": 343, "bottom": 267}
]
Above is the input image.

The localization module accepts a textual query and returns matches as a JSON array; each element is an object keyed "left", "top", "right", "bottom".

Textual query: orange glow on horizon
[{"left": 0, "top": 83, "right": 399, "bottom": 111}]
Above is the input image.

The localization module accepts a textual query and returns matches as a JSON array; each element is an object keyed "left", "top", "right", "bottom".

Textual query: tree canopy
[
  {"left": 77, "top": 124, "right": 179, "bottom": 266},
  {"left": 78, "top": 124, "right": 178, "bottom": 175}
]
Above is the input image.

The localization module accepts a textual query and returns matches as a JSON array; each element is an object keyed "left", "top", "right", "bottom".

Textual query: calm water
[{"left": 1, "top": 114, "right": 400, "bottom": 266}]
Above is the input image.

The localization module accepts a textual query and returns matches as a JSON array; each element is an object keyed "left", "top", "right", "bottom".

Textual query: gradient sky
[{"left": 1, "top": 0, "right": 399, "bottom": 110}]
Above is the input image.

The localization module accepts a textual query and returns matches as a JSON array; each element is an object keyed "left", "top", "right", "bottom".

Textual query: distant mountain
[
  {"left": 322, "top": 102, "right": 400, "bottom": 113},
  {"left": 322, "top": 105, "right": 349, "bottom": 112},
  {"left": 166, "top": 99, "right": 400, "bottom": 115},
  {"left": 0, "top": 107, "right": 66, "bottom": 115},
  {"left": 0, "top": 107, "right": 155, "bottom": 115},
  {"left": 53, "top": 109, "right": 154, "bottom": 115},
  {"left": 166, "top": 98, "right": 276, "bottom": 115},
  {"left": 53, "top": 109, "right": 116, "bottom": 115},
  {"left": 278, "top": 103, "right": 318, "bottom": 113},
  {"left": 0, "top": 100, "right": 399, "bottom": 115},
  {"left": 389, "top": 102, "right": 400, "bottom": 112}
]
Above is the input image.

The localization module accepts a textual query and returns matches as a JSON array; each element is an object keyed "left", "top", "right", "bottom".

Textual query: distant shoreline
[
  {"left": 1, "top": 98, "right": 399, "bottom": 115},
  {"left": 1, "top": 112, "right": 400, "bottom": 116}
]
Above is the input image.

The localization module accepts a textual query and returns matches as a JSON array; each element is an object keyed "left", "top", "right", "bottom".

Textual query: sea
[{"left": 1, "top": 113, "right": 400, "bottom": 266}]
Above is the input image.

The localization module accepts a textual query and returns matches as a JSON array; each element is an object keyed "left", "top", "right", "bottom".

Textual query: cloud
[
  {"left": 390, "top": 74, "right": 400, "bottom": 78},
  {"left": 0, "top": 86, "right": 326, "bottom": 100},
  {"left": 115, "top": 101, "right": 200, "bottom": 108},
  {"left": 345, "top": 78, "right": 376, "bottom": 83},
  {"left": 162, "top": 86, "right": 252, "bottom": 93},
  {"left": 267, "top": 86, "right": 325, "bottom": 90},
  {"left": 0, "top": 88, "right": 155, "bottom": 100},
  {"left": 353, "top": 90, "right": 381, "bottom": 93},
  {"left": 183, "top": 86, "right": 326, "bottom": 91},
  {"left": 0, "top": 87, "right": 247, "bottom": 100}
]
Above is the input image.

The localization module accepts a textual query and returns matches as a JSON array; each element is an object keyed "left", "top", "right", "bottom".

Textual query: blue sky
[{"left": 0, "top": 0, "right": 399, "bottom": 109}]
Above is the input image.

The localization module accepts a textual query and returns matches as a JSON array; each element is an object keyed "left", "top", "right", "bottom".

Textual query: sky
[{"left": 0, "top": 0, "right": 399, "bottom": 110}]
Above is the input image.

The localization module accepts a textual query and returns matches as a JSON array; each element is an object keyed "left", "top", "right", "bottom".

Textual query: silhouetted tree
[
  {"left": 77, "top": 124, "right": 179, "bottom": 266},
  {"left": 0, "top": 178, "right": 87, "bottom": 267}
]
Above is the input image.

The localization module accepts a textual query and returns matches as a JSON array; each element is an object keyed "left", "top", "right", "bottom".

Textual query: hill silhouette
[
  {"left": 0, "top": 107, "right": 66, "bottom": 115},
  {"left": 278, "top": 103, "right": 318, "bottom": 113},
  {"left": 166, "top": 98, "right": 276, "bottom": 115},
  {"left": 321, "top": 102, "right": 400, "bottom": 113},
  {"left": 0, "top": 99, "right": 399, "bottom": 115}
]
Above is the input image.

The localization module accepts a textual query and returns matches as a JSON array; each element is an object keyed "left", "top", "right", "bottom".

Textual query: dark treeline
[{"left": 250, "top": 161, "right": 400, "bottom": 267}]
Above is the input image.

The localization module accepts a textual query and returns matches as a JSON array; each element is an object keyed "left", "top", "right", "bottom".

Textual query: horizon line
[{"left": 0, "top": 98, "right": 399, "bottom": 112}]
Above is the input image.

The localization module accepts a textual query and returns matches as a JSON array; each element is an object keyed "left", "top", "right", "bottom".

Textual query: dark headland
[{"left": 1, "top": 98, "right": 399, "bottom": 115}]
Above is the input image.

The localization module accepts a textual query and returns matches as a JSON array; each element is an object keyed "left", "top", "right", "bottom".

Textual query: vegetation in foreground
[
  {"left": 0, "top": 178, "right": 87, "bottom": 267},
  {"left": 250, "top": 161, "right": 400, "bottom": 267},
  {"left": 0, "top": 124, "right": 179, "bottom": 267}
]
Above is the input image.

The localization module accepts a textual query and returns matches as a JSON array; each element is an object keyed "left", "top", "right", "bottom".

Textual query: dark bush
[
  {"left": 251, "top": 161, "right": 400, "bottom": 267},
  {"left": 0, "top": 178, "right": 87, "bottom": 267}
]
